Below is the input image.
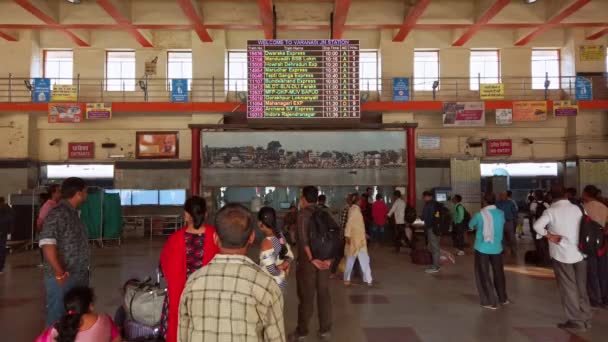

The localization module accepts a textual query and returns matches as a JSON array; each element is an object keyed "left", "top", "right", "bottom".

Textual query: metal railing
[{"left": 1, "top": 74, "right": 606, "bottom": 104}]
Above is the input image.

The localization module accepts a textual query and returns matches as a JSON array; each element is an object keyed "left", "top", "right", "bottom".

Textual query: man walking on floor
[
  {"left": 388, "top": 190, "right": 407, "bottom": 252},
  {"left": 290, "top": 186, "right": 333, "bottom": 342},
  {"left": 422, "top": 191, "right": 441, "bottom": 274},
  {"left": 39, "top": 177, "right": 90, "bottom": 326},
  {"left": 451, "top": 195, "right": 466, "bottom": 256},
  {"left": 0, "top": 197, "right": 15, "bottom": 275},
  {"left": 497, "top": 191, "right": 518, "bottom": 257},
  {"left": 533, "top": 185, "right": 592, "bottom": 331}
]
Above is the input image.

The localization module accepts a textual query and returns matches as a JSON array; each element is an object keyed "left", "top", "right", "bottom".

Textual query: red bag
[{"left": 411, "top": 249, "right": 432, "bottom": 265}]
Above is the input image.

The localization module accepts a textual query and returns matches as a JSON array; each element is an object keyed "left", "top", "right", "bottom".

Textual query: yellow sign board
[
  {"left": 51, "top": 85, "right": 77, "bottom": 102},
  {"left": 579, "top": 45, "right": 605, "bottom": 61},
  {"left": 480, "top": 83, "right": 504, "bottom": 100}
]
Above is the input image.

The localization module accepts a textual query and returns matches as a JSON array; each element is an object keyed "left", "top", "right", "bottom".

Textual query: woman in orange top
[{"left": 159, "top": 196, "right": 219, "bottom": 342}]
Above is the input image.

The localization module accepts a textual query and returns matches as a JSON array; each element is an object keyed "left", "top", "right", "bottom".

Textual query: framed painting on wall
[{"left": 135, "top": 131, "right": 179, "bottom": 159}]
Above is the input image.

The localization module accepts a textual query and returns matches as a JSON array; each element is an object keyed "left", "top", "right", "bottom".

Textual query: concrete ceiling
[{"left": 0, "top": 0, "right": 605, "bottom": 47}]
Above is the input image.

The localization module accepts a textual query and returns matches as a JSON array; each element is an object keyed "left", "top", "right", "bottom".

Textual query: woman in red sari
[{"left": 159, "top": 196, "right": 219, "bottom": 342}]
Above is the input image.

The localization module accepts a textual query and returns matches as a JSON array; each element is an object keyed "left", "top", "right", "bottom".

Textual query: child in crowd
[
  {"left": 258, "top": 206, "right": 294, "bottom": 290},
  {"left": 36, "top": 286, "right": 121, "bottom": 342}
]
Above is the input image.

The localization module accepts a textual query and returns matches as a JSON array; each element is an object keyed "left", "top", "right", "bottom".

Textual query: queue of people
[{"left": 29, "top": 177, "right": 608, "bottom": 341}]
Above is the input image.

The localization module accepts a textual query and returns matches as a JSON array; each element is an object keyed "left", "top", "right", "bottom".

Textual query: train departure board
[{"left": 247, "top": 40, "right": 360, "bottom": 119}]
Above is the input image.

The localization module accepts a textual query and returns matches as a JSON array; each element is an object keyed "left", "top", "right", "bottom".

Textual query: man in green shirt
[{"left": 452, "top": 194, "right": 466, "bottom": 256}]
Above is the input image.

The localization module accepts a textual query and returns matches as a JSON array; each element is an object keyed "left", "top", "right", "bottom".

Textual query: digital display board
[{"left": 247, "top": 40, "right": 360, "bottom": 119}]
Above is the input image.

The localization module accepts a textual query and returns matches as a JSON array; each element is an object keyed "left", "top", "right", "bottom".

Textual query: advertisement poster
[
  {"left": 417, "top": 135, "right": 440, "bottom": 150},
  {"left": 202, "top": 131, "right": 406, "bottom": 186},
  {"left": 171, "top": 79, "right": 188, "bottom": 103},
  {"left": 479, "top": 83, "right": 504, "bottom": 100},
  {"left": 579, "top": 45, "right": 605, "bottom": 61},
  {"left": 392, "top": 77, "right": 410, "bottom": 102},
  {"left": 48, "top": 103, "right": 84, "bottom": 123},
  {"left": 86, "top": 103, "right": 112, "bottom": 119},
  {"left": 554, "top": 100, "right": 578, "bottom": 117},
  {"left": 575, "top": 76, "right": 593, "bottom": 100},
  {"left": 68, "top": 142, "right": 94, "bottom": 159},
  {"left": 136, "top": 132, "right": 179, "bottom": 159},
  {"left": 442, "top": 102, "right": 485, "bottom": 127},
  {"left": 32, "top": 78, "right": 51, "bottom": 103},
  {"left": 495, "top": 108, "right": 512, "bottom": 125},
  {"left": 486, "top": 139, "right": 512, "bottom": 157},
  {"left": 51, "top": 85, "right": 78, "bottom": 102},
  {"left": 512, "top": 101, "right": 547, "bottom": 121}
]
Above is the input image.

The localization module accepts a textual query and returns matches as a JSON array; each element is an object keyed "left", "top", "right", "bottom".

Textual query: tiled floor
[{"left": 1, "top": 238, "right": 607, "bottom": 341}]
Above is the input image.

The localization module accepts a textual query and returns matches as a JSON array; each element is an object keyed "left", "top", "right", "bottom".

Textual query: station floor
[{"left": 1, "top": 236, "right": 607, "bottom": 342}]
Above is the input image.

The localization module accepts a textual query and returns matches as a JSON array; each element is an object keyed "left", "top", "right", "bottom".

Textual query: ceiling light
[
  {"left": 523, "top": 0, "right": 537, "bottom": 4},
  {"left": 66, "top": 0, "right": 81, "bottom": 4}
]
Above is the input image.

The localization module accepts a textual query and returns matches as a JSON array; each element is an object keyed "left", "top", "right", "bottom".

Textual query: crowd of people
[{"left": 11, "top": 176, "right": 605, "bottom": 341}]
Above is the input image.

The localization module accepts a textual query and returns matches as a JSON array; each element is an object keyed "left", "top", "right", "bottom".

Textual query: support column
[
  {"left": 405, "top": 123, "right": 418, "bottom": 207},
  {"left": 191, "top": 127, "right": 201, "bottom": 196}
]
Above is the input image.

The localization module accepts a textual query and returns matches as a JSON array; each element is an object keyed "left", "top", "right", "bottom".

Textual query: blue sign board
[
  {"left": 32, "top": 78, "right": 50, "bottom": 103},
  {"left": 171, "top": 79, "right": 188, "bottom": 103},
  {"left": 393, "top": 77, "right": 409, "bottom": 102},
  {"left": 575, "top": 76, "right": 592, "bottom": 100}
]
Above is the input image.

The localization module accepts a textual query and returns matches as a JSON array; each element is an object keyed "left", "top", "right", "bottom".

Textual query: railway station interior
[{"left": 1, "top": 0, "right": 608, "bottom": 341}]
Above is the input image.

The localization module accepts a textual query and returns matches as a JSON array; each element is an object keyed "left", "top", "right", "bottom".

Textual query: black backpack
[
  {"left": 456, "top": 203, "right": 471, "bottom": 226},
  {"left": 578, "top": 209, "right": 605, "bottom": 256},
  {"left": 432, "top": 203, "right": 452, "bottom": 235},
  {"left": 535, "top": 201, "right": 547, "bottom": 220},
  {"left": 308, "top": 207, "right": 341, "bottom": 260}
]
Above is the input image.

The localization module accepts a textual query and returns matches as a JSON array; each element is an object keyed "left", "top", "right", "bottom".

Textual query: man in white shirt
[
  {"left": 388, "top": 190, "right": 408, "bottom": 252},
  {"left": 533, "top": 185, "right": 592, "bottom": 331}
]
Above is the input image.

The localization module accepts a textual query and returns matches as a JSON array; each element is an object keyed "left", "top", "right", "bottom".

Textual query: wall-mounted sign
[
  {"left": 479, "top": 83, "right": 504, "bottom": 100},
  {"left": 512, "top": 101, "right": 547, "bottom": 121},
  {"left": 86, "top": 103, "right": 112, "bottom": 119},
  {"left": 486, "top": 139, "right": 512, "bottom": 157},
  {"left": 48, "top": 103, "right": 84, "bottom": 123},
  {"left": 393, "top": 77, "right": 410, "bottom": 102},
  {"left": 442, "top": 102, "right": 485, "bottom": 127},
  {"left": 554, "top": 100, "right": 578, "bottom": 117},
  {"left": 51, "top": 85, "right": 78, "bottom": 102},
  {"left": 417, "top": 135, "right": 440, "bottom": 150},
  {"left": 579, "top": 45, "right": 605, "bottom": 61},
  {"left": 495, "top": 108, "right": 512, "bottom": 125},
  {"left": 32, "top": 78, "right": 50, "bottom": 103},
  {"left": 171, "top": 79, "right": 188, "bottom": 103},
  {"left": 68, "top": 142, "right": 95, "bottom": 159},
  {"left": 575, "top": 76, "right": 593, "bottom": 100},
  {"left": 136, "top": 131, "right": 179, "bottom": 159}
]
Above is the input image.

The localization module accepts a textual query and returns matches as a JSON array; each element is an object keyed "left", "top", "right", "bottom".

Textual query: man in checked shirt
[{"left": 178, "top": 203, "right": 285, "bottom": 342}]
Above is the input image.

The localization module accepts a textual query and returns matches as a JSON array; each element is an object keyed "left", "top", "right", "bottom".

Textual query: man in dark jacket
[
  {"left": 422, "top": 191, "right": 441, "bottom": 274},
  {"left": 0, "top": 197, "right": 15, "bottom": 274}
]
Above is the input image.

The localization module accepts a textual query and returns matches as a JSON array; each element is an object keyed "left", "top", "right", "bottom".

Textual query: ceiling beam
[
  {"left": 257, "top": 0, "right": 274, "bottom": 39},
  {"left": 586, "top": 27, "right": 608, "bottom": 40},
  {"left": 452, "top": 0, "right": 510, "bottom": 46},
  {"left": 393, "top": 0, "right": 432, "bottom": 42},
  {"left": 96, "top": 0, "right": 153, "bottom": 47},
  {"left": 14, "top": 0, "right": 90, "bottom": 47},
  {"left": 332, "top": 0, "right": 350, "bottom": 39},
  {"left": 0, "top": 31, "right": 18, "bottom": 42},
  {"left": 176, "top": 0, "right": 213, "bottom": 42},
  {"left": 515, "top": 0, "right": 591, "bottom": 46}
]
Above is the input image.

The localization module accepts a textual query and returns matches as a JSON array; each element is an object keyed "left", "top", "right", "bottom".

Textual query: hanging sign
[
  {"left": 417, "top": 135, "right": 440, "bottom": 150},
  {"left": 512, "top": 101, "right": 547, "bottom": 122},
  {"left": 486, "top": 139, "right": 512, "bottom": 157},
  {"left": 442, "top": 102, "right": 485, "bottom": 127},
  {"left": 145, "top": 61, "right": 157, "bottom": 76},
  {"left": 86, "top": 103, "right": 112, "bottom": 119},
  {"left": 579, "top": 45, "right": 605, "bottom": 61},
  {"left": 51, "top": 85, "right": 78, "bottom": 102},
  {"left": 68, "top": 142, "right": 95, "bottom": 159},
  {"left": 392, "top": 77, "right": 410, "bottom": 102},
  {"left": 575, "top": 76, "right": 593, "bottom": 100},
  {"left": 495, "top": 108, "right": 512, "bottom": 125},
  {"left": 48, "top": 103, "right": 84, "bottom": 123},
  {"left": 479, "top": 83, "right": 504, "bottom": 100},
  {"left": 553, "top": 100, "right": 578, "bottom": 117},
  {"left": 32, "top": 78, "right": 51, "bottom": 103},
  {"left": 171, "top": 79, "right": 188, "bottom": 103}
]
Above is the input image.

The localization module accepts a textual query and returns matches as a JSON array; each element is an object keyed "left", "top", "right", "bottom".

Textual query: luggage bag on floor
[
  {"left": 124, "top": 319, "right": 162, "bottom": 341},
  {"left": 411, "top": 249, "right": 433, "bottom": 265}
]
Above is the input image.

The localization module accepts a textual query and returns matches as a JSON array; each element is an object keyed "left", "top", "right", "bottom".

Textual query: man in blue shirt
[
  {"left": 469, "top": 193, "right": 509, "bottom": 310},
  {"left": 497, "top": 191, "right": 518, "bottom": 257}
]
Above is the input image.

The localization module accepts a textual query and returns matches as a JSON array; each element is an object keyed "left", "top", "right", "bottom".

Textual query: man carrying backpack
[
  {"left": 533, "top": 185, "right": 592, "bottom": 331},
  {"left": 422, "top": 191, "right": 441, "bottom": 274},
  {"left": 530, "top": 189, "right": 551, "bottom": 265},
  {"left": 582, "top": 185, "right": 608, "bottom": 308},
  {"left": 452, "top": 195, "right": 468, "bottom": 256},
  {"left": 497, "top": 191, "right": 519, "bottom": 257},
  {"left": 290, "top": 186, "right": 333, "bottom": 342}
]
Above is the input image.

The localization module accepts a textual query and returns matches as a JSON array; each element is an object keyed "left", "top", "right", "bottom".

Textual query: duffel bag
[
  {"left": 124, "top": 278, "right": 166, "bottom": 327},
  {"left": 124, "top": 319, "right": 162, "bottom": 341}
]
